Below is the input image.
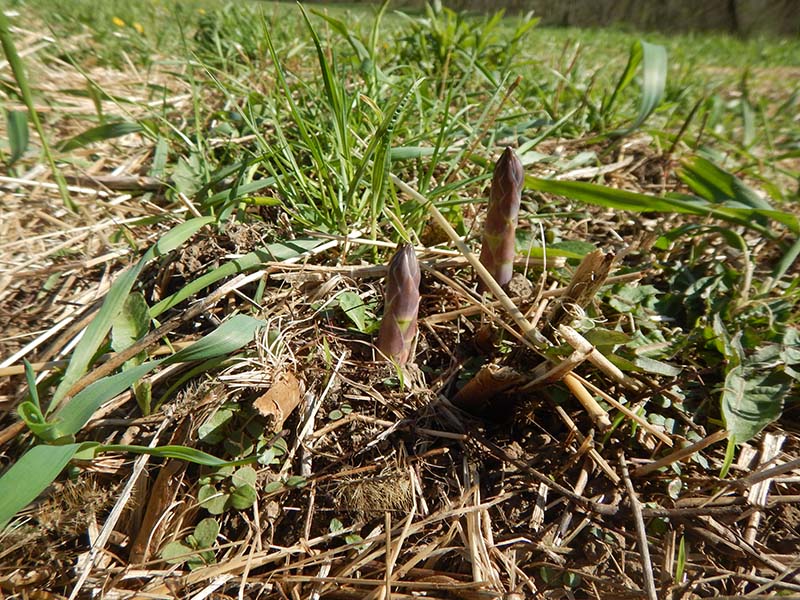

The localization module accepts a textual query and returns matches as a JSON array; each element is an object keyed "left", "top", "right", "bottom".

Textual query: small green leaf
[
  {"left": 5, "top": 109, "right": 29, "bottom": 165},
  {"left": 285, "top": 475, "right": 307, "bottom": 488},
  {"left": 563, "top": 571, "right": 582, "bottom": 588},
  {"left": 329, "top": 518, "right": 344, "bottom": 533},
  {"left": 337, "top": 290, "right": 368, "bottom": 332},
  {"left": 228, "top": 483, "right": 256, "bottom": 510},
  {"left": 172, "top": 153, "right": 204, "bottom": 197},
  {"left": 198, "top": 485, "right": 228, "bottom": 515},
  {"left": 193, "top": 517, "right": 220, "bottom": 547},
  {"left": 161, "top": 541, "right": 194, "bottom": 565},
  {"left": 232, "top": 466, "right": 257, "bottom": 488},
  {"left": 228, "top": 466, "right": 258, "bottom": 510},
  {"left": 584, "top": 328, "right": 630, "bottom": 347},
  {"left": 264, "top": 480, "right": 283, "bottom": 494}
]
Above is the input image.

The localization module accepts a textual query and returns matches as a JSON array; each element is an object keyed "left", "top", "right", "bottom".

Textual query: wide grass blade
[
  {"left": 0, "top": 437, "right": 254, "bottom": 530},
  {"left": 57, "top": 120, "right": 143, "bottom": 152},
  {"left": 5, "top": 109, "right": 29, "bottom": 165},
  {"left": 0, "top": 443, "right": 84, "bottom": 530},
  {"left": 606, "top": 40, "right": 667, "bottom": 136},
  {"left": 49, "top": 217, "right": 214, "bottom": 409},
  {"left": 87, "top": 443, "right": 255, "bottom": 467},
  {"left": 48, "top": 314, "right": 263, "bottom": 439},
  {"left": 678, "top": 155, "right": 773, "bottom": 210},
  {"left": 3, "top": 315, "right": 264, "bottom": 528},
  {"left": 525, "top": 175, "right": 798, "bottom": 238},
  {"left": 150, "top": 238, "right": 323, "bottom": 317}
]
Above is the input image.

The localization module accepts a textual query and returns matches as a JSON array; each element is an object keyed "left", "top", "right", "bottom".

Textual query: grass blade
[
  {"left": 49, "top": 314, "right": 263, "bottom": 438},
  {"left": 0, "top": 443, "right": 83, "bottom": 529},
  {"left": 57, "top": 121, "right": 143, "bottom": 152},
  {"left": 150, "top": 238, "right": 323, "bottom": 317},
  {"left": 5, "top": 109, "right": 29, "bottom": 165},
  {"left": 0, "top": 10, "right": 72, "bottom": 209},
  {"left": 50, "top": 217, "right": 215, "bottom": 408},
  {"left": 678, "top": 155, "right": 773, "bottom": 210},
  {"left": 525, "top": 176, "right": 797, "bottom": 237},
  {"left": 607, "top": 40, "right": 667, "bottom": 136},
  {"left": 90, "top": 444, "right": 254, "bottom": 467}
]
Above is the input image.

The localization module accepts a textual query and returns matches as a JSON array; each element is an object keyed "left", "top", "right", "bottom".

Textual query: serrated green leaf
[
  {"left": 6, "top": 109, "right": 28, "bottom": 165},
  {"left": 722, "top": 363, "right": 790, "bottom": 444},
  {"left": 584, "top": 328, "right": 630, "bottom": 347},
  {"left": 0, "top": 443, "right": 83, "bottom": 529},
  {"left": 58, "top": 121, "right": 142, "bottom": 152}
]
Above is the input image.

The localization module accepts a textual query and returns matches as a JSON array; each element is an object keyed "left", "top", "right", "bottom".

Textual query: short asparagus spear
[
  {"left": 377, "top": 243, "right": 421, "bottom": 364},
  {"left": 478, "top": 146, "right": 524, "bottom": 291}
]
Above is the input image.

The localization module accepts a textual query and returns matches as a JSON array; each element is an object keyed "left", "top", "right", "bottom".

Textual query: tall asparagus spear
[
  {"left": 377, "top": 243, "right": 421, "bottom": 364},
  {"left": 479, "top": 147, "right": 524, "bottom": 291}
]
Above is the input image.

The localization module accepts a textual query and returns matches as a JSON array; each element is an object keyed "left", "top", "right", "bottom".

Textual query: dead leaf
[{"left": 253, "top": 371, "right": 304, "bottom": 431}]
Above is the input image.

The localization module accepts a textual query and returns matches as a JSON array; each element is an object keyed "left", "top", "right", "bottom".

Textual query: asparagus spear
[
  {"left": 479, "top": 147, "right": 524, "bottom": 291},
  {"left": 377, "top": 243, "right": 421, "bottom": 364}
]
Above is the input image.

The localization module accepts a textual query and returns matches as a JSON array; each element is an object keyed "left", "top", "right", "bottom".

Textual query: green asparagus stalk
[
  {"left": 377, "top": 243, "right": 421, "bottom": 364},
  {"left": 479, "top": 147, "right": 524, "bottom": 291}
]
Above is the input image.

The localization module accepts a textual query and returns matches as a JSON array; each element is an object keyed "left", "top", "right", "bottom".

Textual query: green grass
[{"left": 1, "top": 0, "right": 799, "bottom": 595}]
